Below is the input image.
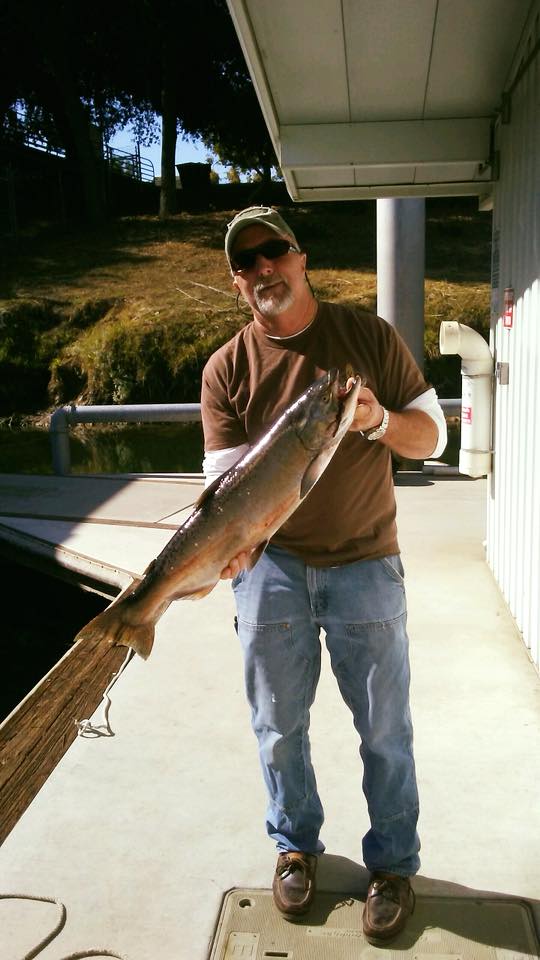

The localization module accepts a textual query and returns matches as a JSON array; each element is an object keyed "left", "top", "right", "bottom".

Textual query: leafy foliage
[
  {"left": 0, "top": 0, "right": 277, "bottom": 219},
  {"left": 0, "top": 199, "right": 491, "bottom": 416}
]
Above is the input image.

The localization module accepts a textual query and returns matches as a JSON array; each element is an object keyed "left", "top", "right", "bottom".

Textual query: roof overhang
[{"left": 226, "top": 0, "right": 532, "bottom": 201}]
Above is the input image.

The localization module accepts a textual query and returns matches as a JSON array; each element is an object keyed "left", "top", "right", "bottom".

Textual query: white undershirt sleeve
[
  {"left": 403, "top": 387, "right": 447, "bottom": 459},
  {"left": 202, "top": 443, "right": 250, "bottom": 486}
]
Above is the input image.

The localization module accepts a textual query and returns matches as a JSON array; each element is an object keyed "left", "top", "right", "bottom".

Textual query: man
[{"left": 201, "top": 206, "right": 446, "bottom": 945}]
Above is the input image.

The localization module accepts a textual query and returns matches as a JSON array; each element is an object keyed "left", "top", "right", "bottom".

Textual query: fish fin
[
  {"left": 74, "top": 583, "right": 155, "bottom": 660},
  {"left": 185, "top": 582, "right": 217, "bottom": 600},
  {"left": 194, "top": 474, "right": 222, "bottom": 509},
  {"left": 300, "top": 452, "right": 334, "bottom": 498},
  {"left": 247, "top": 540, "right": 268, "bottom": 569}
]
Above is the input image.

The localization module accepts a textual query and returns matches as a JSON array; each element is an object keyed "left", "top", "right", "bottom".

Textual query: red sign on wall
[{"left": 503, "top": 287, "right": 514, "bottom": 328}]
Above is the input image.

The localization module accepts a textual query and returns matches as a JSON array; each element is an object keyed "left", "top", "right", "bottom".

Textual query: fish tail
[{"left": 74, "top": 584, "right": 155, "bottom": 660}]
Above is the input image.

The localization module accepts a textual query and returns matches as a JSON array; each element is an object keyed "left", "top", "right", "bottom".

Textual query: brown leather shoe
[
  {"left": 362, "top": 872, "right": 415, "bottom": 944},
  {"left": 272, "top": 851, "right": 317, "bottom": 918}
]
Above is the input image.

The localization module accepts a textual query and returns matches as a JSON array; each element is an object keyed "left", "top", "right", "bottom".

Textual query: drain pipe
[{"left": 439, "top": 321, "right": 493, "bottom": 478}]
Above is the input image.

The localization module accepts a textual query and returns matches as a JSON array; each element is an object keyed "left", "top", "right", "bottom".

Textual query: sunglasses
[{"left": 231, "top": 238, "right": 299, "bottom": 272}]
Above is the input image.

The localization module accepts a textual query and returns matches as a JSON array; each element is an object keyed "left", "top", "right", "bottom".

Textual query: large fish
[{"left": 75, "top": 369, "right": 362, "bottom": 659}]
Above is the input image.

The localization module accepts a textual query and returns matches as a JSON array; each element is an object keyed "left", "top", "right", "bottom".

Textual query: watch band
[{"left": 363, "top": 407, "right": 390, "bottom": 441}]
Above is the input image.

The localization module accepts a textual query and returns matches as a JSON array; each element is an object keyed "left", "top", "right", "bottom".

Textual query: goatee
[{"left": 254, "top": 279, "right": 294, "bottom": 317}]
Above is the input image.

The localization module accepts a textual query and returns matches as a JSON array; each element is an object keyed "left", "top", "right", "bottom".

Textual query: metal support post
[{"left": 376, "top": 197, "right": 426, "bottom": 370}]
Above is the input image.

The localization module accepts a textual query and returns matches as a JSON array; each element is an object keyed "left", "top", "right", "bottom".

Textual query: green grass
[{"left": 0, "top": 198, "right": 492, "bottom": 417}]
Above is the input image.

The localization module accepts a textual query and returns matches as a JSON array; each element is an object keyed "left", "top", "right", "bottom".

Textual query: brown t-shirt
[{"left": 201, "top": 300, "right": 428, "bottom": 566}]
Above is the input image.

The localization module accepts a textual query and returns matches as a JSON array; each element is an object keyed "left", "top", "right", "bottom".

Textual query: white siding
[{"left": 488, "top": 2, "right": 540, "bottom": 670}]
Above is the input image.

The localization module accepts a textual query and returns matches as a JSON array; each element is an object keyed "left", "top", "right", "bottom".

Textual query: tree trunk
[
  {"left": 38, "top": 35, "right": 106, "bottom": 226},
  {"left": 21, "top": 7, "right": 107, "bottom": 226},
  {"left": 159, "top": 37, "right": 177, "bottom": 219},
  {"left": 44, "top": 63, "right": 106, "bottom": 225},
  {"left": 63, "top": 94, "right": 106, "bottom": 226}
]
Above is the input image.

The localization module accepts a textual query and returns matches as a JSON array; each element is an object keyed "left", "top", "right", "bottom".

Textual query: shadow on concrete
[
  {"left": 395, "top": 472, "right": 435, "bottom": 487},
  {"left": 310, "top": 854, "right": 540, "bottom": 951}
]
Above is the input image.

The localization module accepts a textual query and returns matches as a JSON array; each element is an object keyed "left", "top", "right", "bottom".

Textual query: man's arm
[
  {"left": 349, "top": 385, "right": 445, "bottom": 460},
  {"left": 380, "top": 408, "right": 438, "bottom": 459}
]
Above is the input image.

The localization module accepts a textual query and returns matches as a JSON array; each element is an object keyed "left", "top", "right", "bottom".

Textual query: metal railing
[
  {"left": 50, "top": 403, "right": 202, "bottom": 475},
  {"left": 2, "top": 106, "right": 66, "bottom": 157},
  {"left": 3, "top": 108, "right": 154, "bottom": 182},
  {"left": 104, "top": 145, "right": 155, "bottom": 183},
  {"left": 438, "top": 399, "right": 460, "bottom": 416},
  {"left": 50, "top": 399, "right": 462, "bottom": 476}
]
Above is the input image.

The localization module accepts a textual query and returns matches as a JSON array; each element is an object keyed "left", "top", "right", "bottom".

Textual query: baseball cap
[{"left": 225, "top": 206, "right": 300, "bottom": 267}]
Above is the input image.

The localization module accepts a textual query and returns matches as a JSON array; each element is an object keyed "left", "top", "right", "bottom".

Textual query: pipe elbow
[
  {"left": 439, "top": 321, "right": 492, "bottom": 375},
  {"left": 49, "top": 406, "right": 71, "bottom": 433}
]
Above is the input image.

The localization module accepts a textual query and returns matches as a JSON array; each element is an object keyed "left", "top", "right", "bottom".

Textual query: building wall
[{"left": 487, "top": 1, "right": 540, "bottom": 670}]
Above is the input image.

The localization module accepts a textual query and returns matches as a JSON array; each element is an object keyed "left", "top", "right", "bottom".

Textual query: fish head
[{"left": 294, "top": 368, "right": 363, "bottom": 452}]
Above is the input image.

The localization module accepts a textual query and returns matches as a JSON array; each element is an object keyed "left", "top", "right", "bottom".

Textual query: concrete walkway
[{"left": 0, "top": 473, "right": 539, "bottom": 959}]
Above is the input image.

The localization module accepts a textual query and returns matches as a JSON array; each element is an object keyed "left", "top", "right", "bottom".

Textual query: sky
[{"left": 108, "top": 123, "right": 230, "bottom": 182}]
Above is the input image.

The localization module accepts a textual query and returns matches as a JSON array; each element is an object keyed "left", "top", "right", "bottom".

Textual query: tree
[
  {"left": 0, "top": 0, "right": 277, "bottom": 223},
  {"left": 178, "top": 0, "right": 278, "bottom": 184},
  {"left": 159, "top": 20, "right": 178, "bottom": 217},
  {"left": 147, "top": 0, "right": 277, "bottom": 215},
  {"left": 0, "top": 0, "right": 156, "bottom": 223}
]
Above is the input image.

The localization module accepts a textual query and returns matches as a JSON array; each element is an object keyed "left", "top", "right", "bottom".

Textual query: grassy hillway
[{"left": 0, "top": 198, "right": 492, "bottom": 420}]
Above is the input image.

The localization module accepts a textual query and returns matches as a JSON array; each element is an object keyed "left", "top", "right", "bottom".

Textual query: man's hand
[
  {"left": 348, "top": 382, "right": 385, "bottom": 434},
  {"left": 220, "top": 551, "right": 251, "bottom": 579},
  {"left": 345, "top": 379, "right": 439, "bottom": 458}
]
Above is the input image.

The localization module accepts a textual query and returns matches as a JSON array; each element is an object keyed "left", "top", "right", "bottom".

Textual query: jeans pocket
[
  {"left": 231, "top": 568, "right": 248, "bottom": 589},
  {"left": 238, "top": 617, "right": 319, "bottom": 667},
  {"left": 345, "top": 613, "right": 407, "bottom": 640},
  {"left": 237, "top": 618, "right": 293, "bottom": 650},
  {"left": 378, "top": 554, "right": 405, "bottom": 585},
  {"left": 341, "top": 612, "right": 410, "bottom": 693}
]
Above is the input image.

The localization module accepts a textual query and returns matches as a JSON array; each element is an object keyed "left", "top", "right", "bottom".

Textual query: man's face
[{"left": 231, "top": 225, "right": 307, "bottom": 318}]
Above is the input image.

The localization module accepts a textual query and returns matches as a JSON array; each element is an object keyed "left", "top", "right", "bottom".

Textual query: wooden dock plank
[
  {"left": 0, "top": 633, "right": 130, "bottom": 845},
  {"left": 0, "top": 474, "right": 202, "bottom": 844}
]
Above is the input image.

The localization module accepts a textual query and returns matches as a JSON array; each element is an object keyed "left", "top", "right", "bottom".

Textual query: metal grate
[{"left": 209, "top": 889, "right": 539, "bottom": 960}]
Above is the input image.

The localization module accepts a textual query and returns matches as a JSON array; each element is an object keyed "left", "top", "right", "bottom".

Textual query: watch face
[{"left": 366, "top": 408, "right": 389, "bottom": 440}]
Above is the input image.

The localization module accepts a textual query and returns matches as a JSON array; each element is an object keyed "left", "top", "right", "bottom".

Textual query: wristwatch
[{"left": 362, "top": 407, "right": 390, "bottom": 441}]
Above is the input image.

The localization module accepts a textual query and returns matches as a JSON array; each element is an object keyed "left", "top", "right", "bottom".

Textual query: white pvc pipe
[
  {"left": 439, "top": 320, "right": 493, "bottom": 374},
  {"left": 439, "top": 321, "right": 493, "bottom": 477}
]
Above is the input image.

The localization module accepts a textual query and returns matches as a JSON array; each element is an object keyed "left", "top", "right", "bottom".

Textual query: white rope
[
  {"left": 1, "top": 893, "right": 66, "bottom": 960},
  {"left": 2, "top": 657, "right": 137, "bottom": 955},
  {"left": 76, "top": 648, "right": 134, "bottom": 738},
  {"left": 53, "top": 952, "right": 129, "bottom": 959},
  {"left": 2, "top": 655, "right": 136, "bottom": 954},
  {"left": 0, "top": 893, "right": 129, "bottom": 960}
]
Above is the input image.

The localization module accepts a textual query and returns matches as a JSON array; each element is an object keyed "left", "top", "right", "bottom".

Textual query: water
[
  {"left": 0, "top": 422, "right": 206, "bottom": 719},
  {"left": 0, "top": 421, "right": 460, "bottom": 475},
  {"left": 0, "top": 422, "right": 205, "bottom": 475},
  {"left": 1, "top": 560, "right": 107, "bottom": 721}
]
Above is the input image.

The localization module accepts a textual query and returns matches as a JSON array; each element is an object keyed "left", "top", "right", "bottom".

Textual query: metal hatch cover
[{"left": 209, "top": 889, "right": 539, "bottom": 960}]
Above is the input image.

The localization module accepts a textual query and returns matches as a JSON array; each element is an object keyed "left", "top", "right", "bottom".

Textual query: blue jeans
[{"left": 232, "top": 544, "right": 420, "bottom": 876}]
